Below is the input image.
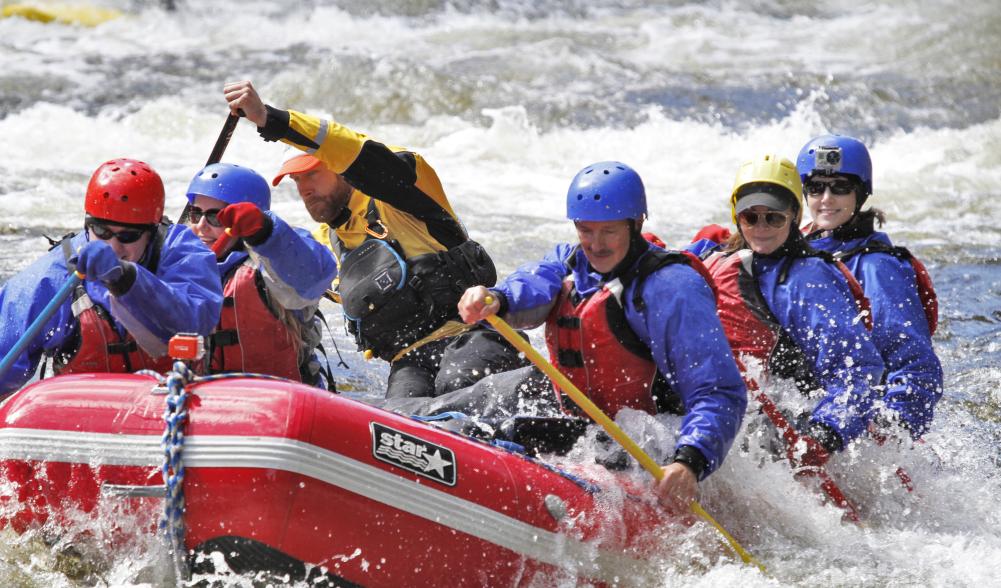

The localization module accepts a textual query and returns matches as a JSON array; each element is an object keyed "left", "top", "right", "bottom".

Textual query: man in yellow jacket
[{"left": 223, "top": 80, "right": 526, "bottom": 399}]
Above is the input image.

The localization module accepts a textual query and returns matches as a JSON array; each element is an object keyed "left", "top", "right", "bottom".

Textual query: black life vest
[{"left": 332, "top": 200, "right": 497, "bottom": 360}]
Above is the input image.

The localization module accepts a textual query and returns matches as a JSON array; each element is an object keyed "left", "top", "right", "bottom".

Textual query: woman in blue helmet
[
  {"left": 798, "top": 135, "right": 943, "bottom": 439},
  {"left": 457, "top": 162, "right": 747, "bottom": 512},
  {"left": 186, "top": 163, "right": 337, "bottom": 384}
]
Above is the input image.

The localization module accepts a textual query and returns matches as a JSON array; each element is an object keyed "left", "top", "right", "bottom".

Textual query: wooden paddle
[
  {"left": 181, "top": 112, "right": 244, "bottom": 257},
  {"left": 178, "top": 112, "right": 241, "bottom": 225},
  {"left": 482, "top": 299, "right": 766, "bottom": 573}
]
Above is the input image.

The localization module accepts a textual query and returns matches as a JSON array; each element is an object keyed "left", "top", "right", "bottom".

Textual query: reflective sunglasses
[
  {"left": 737, "top": 210, "right": 791, "bottom": 228},
  {"left": 189, "top": 206, "right": 223, "bottom": 227},
  {"left": 805, "top": 179, "right": 856, "bottom": 196},
  {"left": 88, "top": 222, "right": 149, "bottom": 244}
]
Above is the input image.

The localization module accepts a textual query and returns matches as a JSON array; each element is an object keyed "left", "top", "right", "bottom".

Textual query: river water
[{"left": 1, "top": 0, "right": 999, "bottom": 586}]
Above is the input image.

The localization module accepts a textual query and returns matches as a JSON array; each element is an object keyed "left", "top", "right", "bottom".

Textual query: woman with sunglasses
[
  {"left": 0, "top": 159, "right": 223, "bottom": 397},
  {"left": 692, "top": 154, "right": 886, "bottom": 467},
  {"left": 185, "top": 163, "right": 337, "bottom": 386},
  {"left": 798, "top": 135, "right": 942, "bottom": 440}
]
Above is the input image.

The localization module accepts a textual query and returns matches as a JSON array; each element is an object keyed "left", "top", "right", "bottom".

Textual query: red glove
[
  {"left": 691, "top": 224, "right": 731, "bottom": 244},
  {"left": 217, "top": 202, "right": 268, "bottom": 239}
]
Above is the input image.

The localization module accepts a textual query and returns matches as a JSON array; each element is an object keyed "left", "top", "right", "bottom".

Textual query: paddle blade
[{"left": 2, "top": 3, "right": 122, "bottom": 26}]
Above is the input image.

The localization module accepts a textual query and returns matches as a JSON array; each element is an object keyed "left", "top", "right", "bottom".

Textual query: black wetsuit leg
[
  {"left": 384, "top": 339, "right": 448, "bottom": 399},
  {"left": 375, "top": 365, "right": 559, "bottom": 422},
  {"left": 432, "top": 326, "right": 531, "bottom": 396}
]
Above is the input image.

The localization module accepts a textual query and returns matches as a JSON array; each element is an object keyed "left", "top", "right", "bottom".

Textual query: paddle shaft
[
  {"left": 211, "top": 228, "right": 236, "bottom": 257},
  {"left": 868, "top": 426, "right": 917, "bottom": 493},
  {"left": 178, "top": 113, "right": 241, "bottom": 224},
  {"left": 0, "top": 271, "right": 84, "bottom": 382},
  {"left": 746, "top": 377, "right": 862, "bottom": 524},
  {"left": 482, "top": 309, "right": 765, "bottom": 572}
]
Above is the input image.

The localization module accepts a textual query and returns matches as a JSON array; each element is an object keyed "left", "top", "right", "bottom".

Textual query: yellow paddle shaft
[
  {"left": 483, "top": 307, "right": 765, "bottom": 572},
  {"left": 485, "top": 313, "right": 663, "bottom": 477}
]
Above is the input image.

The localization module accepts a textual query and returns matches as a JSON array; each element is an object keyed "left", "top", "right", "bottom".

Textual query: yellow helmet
[{"left": 729, "top": 154, "right": 803, "bottom": 225}]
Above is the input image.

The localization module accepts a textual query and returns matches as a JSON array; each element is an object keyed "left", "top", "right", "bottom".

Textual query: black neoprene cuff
[
  {"left": 673, "top": 445, "right": 708, "bottom": 479},
  {"left": 258, "top": 105, "right": 290, "bottom": 142},
  {"left": 488, "top": 289, "right": 509, "bottom": 317},
  {"left": 107, "top": 262, "right": 137, "bottom": 296},
  {"left": 244, "top": 214, "right": 274, "bottom": 247}
]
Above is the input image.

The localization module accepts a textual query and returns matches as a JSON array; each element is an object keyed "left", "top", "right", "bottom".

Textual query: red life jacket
[
  {"left": 543, "top": 244, "right": 710, "bottom": 418},
  {"left": 207, "top": 261, "right": 303, "bottom": 381},
  {"left": 703, "top": 249, "right": 871, "bottom": 386},
  {"left": 831, "top": 241, "right": 938, "bottom": 335},
  {"left": 54, "top": 286, "right": 173, "bottom": 375}
]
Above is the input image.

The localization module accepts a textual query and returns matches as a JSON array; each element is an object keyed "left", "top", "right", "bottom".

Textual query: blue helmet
[
  {"left": 566, "top": 161, "right": 647, "bottom": 222},
  {"left": 186, "top": 163, "right": 271, "bottom": 211},
  {"left": 796, "top": 134, "right": 873, "bottom": 201}
]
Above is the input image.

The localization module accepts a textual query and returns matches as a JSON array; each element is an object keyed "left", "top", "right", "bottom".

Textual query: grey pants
[
  {"left": 384, "top": 327, "right": 531, "bottom": 400},
  {"left": 376, "top": 365, "right": 560, "bottom": 423}
]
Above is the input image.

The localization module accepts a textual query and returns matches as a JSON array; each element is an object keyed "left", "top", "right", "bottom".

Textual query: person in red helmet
[{"left": 0, "top": 159, "right": 223, "bottom": 397}]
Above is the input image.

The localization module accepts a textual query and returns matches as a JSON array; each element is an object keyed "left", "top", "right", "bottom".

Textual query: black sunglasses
[
  {"left": 737, "top": 210, "right": 791, "bottom": 228},
  {"left": 805, "top": 179, "right": 855, "bottom": 196},
  {"left": 88, "top": 222, "right": 149, "bottom": 244},
  {"left": 189, "top": 206, "right": 223, "bottom": 227}
]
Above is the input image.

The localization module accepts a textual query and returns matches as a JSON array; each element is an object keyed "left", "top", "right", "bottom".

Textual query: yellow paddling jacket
[{"left": 259, "top": 107, "right": 496, "bottom": 360}]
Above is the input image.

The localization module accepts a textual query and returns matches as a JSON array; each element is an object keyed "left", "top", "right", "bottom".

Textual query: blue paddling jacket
[
  {"left": 214, "top": 212, "right": 336, "bottom": 315},
  {"left": 0, "top": 224, "right": 222, "bottom": 397},
  {"left": 808, "top": 227, "right": 943, "bottom": 438},
  {"left": 691, "top": 237, "right": 887, "bottom": 448},
  {"left": 492, "top": 240, "right": 747, "bottom": 478},
  {"left": 208, "top": 212, "right": 337, "bottom": 381}
]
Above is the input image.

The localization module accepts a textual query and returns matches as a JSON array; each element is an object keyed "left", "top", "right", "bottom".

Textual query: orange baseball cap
[{"left": 272, "top": 149, "right": 323, "bottom": 186}]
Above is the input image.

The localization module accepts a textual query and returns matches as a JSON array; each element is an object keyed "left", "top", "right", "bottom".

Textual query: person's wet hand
[
  {"left": 654, "top": 462, "right": 698, "bottom": 515},
  {"left": 223, "top": 80, "right": 267, "bottom": 127},
  {"left": 72, "top": 240, "right": 125, "bottom": 286},
  {"left": 217, "top": 202, "right": 268, "bottom": 240},
  {"left": 458, "top": 286, "right": 499, "bottom": 324}
]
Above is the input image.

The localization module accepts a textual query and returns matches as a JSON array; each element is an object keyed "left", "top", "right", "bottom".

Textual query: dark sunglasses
[
  {"left": 805, "top": 179, "right": 856, "bottom": 196},
  {"left": 189, "top": 206, "right": 223, "bottom": 227},
  {"left": 88, "top": 223, "right": 149, "bottom": 244},
  {"left": 737, "top": 210, "right": 791, "bottom": 228}
]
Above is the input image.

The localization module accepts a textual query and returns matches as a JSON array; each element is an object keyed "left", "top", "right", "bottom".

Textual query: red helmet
[{"left": 85, "top": 158, "right": 165, "bottom": 225}]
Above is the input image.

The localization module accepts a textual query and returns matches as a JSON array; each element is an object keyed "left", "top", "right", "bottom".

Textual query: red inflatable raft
[{"left": 0, "top": 372, "right": 676, "bottom": 586}]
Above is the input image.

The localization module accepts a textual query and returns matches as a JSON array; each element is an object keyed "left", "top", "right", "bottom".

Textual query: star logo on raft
[{"left": 371, "top": 422, "right": 457, "bottom": 486}]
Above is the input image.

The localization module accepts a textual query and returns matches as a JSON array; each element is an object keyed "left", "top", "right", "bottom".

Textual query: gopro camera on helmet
[{"left": 813, "top": 146, "right": 842, "bottom": 173}]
